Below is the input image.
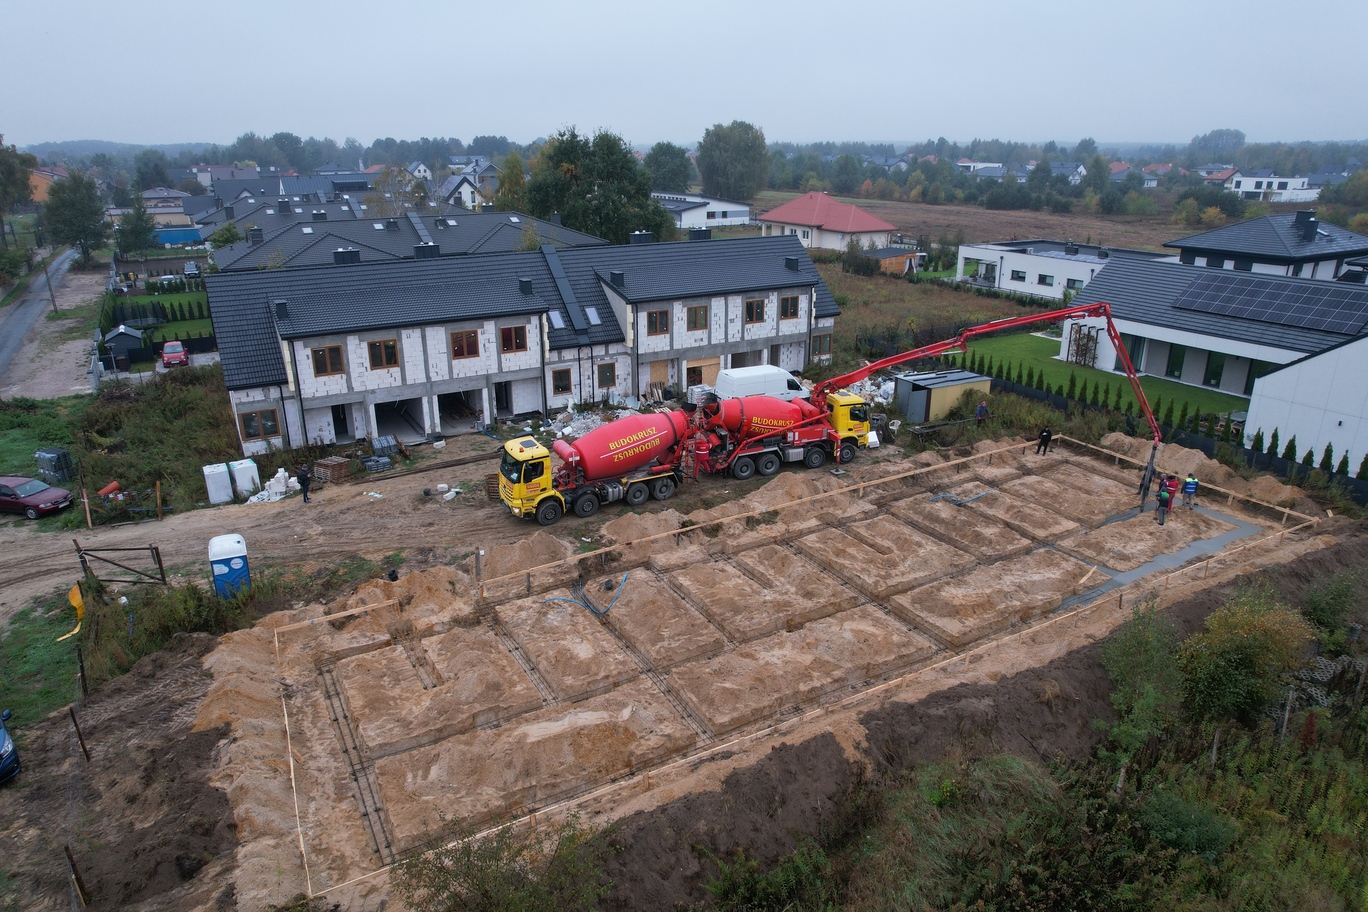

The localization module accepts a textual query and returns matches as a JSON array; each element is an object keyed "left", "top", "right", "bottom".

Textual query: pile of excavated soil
[{"left": 1100, "top": 432, "right": 1312, "bottom": 508}]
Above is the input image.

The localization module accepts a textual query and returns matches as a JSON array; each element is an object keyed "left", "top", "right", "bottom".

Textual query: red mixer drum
[
  {"left": 700, "top": 395, "right": 823, "bottom": 437},
  {"left": 552, "top": 409, "right": 690, "bottom": 481}
]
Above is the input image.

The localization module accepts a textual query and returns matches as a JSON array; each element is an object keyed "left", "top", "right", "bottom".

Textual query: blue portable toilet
[{"left": 208, "top": 534, "right": 250, "bottom": 597}]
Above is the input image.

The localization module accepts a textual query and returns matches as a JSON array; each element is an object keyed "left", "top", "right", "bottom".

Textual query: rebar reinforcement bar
[{"left": 317, "top": 665, "right": 396, "bottom": 865}]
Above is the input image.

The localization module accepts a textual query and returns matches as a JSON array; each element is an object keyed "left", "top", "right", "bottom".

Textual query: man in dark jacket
[
  {"left": 297, "top": 464, "right": 312, "bottom": 504},
  {"left": 1036, "top": 426, "right": 1052, "bottom": 455}
]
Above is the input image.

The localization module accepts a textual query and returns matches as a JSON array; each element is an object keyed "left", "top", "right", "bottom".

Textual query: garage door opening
[
  {"left": 374, "top": 398, "right": 426, "bottom": 443},
  {"left": 437, "top": 390, "right": 485, "bottom": 435}
]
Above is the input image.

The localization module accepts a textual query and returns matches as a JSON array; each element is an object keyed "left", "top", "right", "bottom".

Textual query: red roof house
[{"left": 757, "top": 191, "right": 897, "bottom": 251}]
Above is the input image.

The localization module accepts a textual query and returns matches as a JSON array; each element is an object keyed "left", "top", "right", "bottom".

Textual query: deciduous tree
[
  {"left": 696, "top": 121, "right": 769, "bottom": 200},
  {"left": 207, "top": 221, "right": 242, "bottom": 248},
  {"left": 45, "top": 170, "right": 107, "bottom": 266},
  {"left": 0, "top": 143, "right": 38, "bottom": 251},
  {"left": 642, "top": 141, "right": 693, "bottom": 193},
  {"left": 493, "top": 151, "right": 527, "bottom": 212},
  {"left": 116, "top": 197, "right": 158, "bottom": 256}
]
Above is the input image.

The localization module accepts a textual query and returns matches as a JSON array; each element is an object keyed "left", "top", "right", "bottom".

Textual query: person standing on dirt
[
  {"left": 1183, "top": 472, "right": 1199, "bottom": 509},
  {"left": 1155, "top": 474, "right": 1172, "bottom": 525},
  {"left": 1162, "top": 473, "right": 1181, "bottom": 510},
  {"left": 975, "top": 400, "right": 990, "bottom": 426},
  {"left": 1036, "top": 426, "right": 1052, "bottom": 455},
  {"left": 297, "top": 464, "right": 312, "bottom": 504}
]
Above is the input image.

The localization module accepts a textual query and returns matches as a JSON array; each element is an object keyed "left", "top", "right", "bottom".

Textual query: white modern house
[
  {"left": 1244, "top": 335, "right": 1368, "bottom": 469},
  {"left": 1164, "top": 211, "right": 1368, "bottom": 281},
  {"left": 1223, "top": 170, "right": 1320, "bottom": 203},
  {"left": 407, "top": 161, "right": 433, "bottom": 182},
  {"left": 956, "top": 240, "right": 1167, "bottom": 302},
  {"left": 650, "top": 192, "right": 751, "bottom": 230}
]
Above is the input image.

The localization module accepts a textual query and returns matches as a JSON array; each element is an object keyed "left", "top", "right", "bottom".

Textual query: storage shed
[
  {"left": 893, "top": 370, "right": 991, "bottom": 423},
  {"left": 867, "top": 247, "right": 927, "bottom": 275}
]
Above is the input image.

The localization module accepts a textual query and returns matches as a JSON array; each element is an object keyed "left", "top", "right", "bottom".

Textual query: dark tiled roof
[
  {"left": 206, "top": 287, "right": 289, "bottom": 390},
  {"left": 1075, "top": 257, "right": 1365, "bottom": 354},
  {"left": 1164, "top": 214, "right": 1368, "bottom": 260},
  {"left": 212, "top": 178, "right": 284, "bottom": 201}
]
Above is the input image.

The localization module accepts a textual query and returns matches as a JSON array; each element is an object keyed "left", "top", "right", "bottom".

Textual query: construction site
[{"left": 185, "top": 430, "right": 1334, "bottom": 910}]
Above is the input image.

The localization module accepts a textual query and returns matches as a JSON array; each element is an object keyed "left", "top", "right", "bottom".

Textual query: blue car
[{"left": 0, "top": 710, "right": 19, "bottom": 785}]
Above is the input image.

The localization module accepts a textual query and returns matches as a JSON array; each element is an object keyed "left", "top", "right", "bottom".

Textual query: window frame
[
  {"left": 1065, "top": 278, "right": 1084, "bottom": 291},
  {"left": 779, "top": 295, "right": 799, "bottom": 319},
  {"left": 646, "top": 308, "right": 669, "bottom": 336},
  {"left": 552, "top": 368, "right": 572, "bottom": 395},
  {"left": 239, "top": 408, "right": 280, "bottom": 441},
  {"left": 744, "top": 298, "right": 766, "bottom": 324},
  {"left": 596, "top": 362, "right": 616, "bottom": 389},
  {"left": 1165, "top": 343, "right": 1187, "bottom": 379},
  {"left": 311, "top": 345, "right": 344, "bottom": 377},
  {"left": 1037, "top": 274, "right": 1055, "bottom": 287},
  {"left": 1010, "top": 269, "right": 1026, "bottom": 282},
  {"left": 1203, "top": 351, "right": 1226, "bottom": 388},
  {"left": 686, "top": 304, "right": 708, "bottom": 331},
  {"left": 811, "top": 333, "right": 832, "bottom": 356},
  {"left": 450, "top": 329, "right": 480, "bottom": 359},
  {"left": 500, "top": 325, "right": 528, "bottom": 354},
  {"left": 367, "top": 338, "right": 399, "bottom": 370}
]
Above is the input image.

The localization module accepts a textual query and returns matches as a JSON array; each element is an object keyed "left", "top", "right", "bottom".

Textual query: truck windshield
[
  {"left": 499, "top": 451, "right": 526, "bottom": 484},
  {"left": 849, "top": 405, "right": 869, "bottom": 423}
]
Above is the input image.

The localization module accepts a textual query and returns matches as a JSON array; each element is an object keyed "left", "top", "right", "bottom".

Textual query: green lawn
[
  {"left": 149, "top": 318, "right": 213, "bottom": 342},
  {"left": 957, "top": 332, "right": 1248, "bottom": 418},
  {"left": 0, "top": 601, "right": 80, "bottom": 733}
]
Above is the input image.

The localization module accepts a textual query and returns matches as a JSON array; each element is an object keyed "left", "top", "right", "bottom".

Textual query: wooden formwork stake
[
  {"left": 81, "top": 488, "right": 92, "bottom": 530},
  {"left": 76, "top": 646, "right": 89, "bottom": 700},
  {"left": 155, "top": 480, "right": 163, "bottom": 521},
  {"left": 64, "top": 845, "right": 89, "bottom": 907},
  {"left": 1210, "top": 729, "right": 1220, "bottom": 770},
  {"left": 68, "top": 707, "right": 90, "bottom": 762}
]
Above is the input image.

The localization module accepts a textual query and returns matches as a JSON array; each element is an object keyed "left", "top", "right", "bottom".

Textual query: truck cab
[
  {"left": 825, "top": 391, "right": 872, "bottom": 456},
  {"left": 499, "top": 437, "right": 563, "bottom": 524}
]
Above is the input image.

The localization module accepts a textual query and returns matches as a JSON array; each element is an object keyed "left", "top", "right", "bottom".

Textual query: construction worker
[
  {"left": 975, "top": 400, "right": 990, "bottom": 426},
  {"left": 1036, "top": 426, "right": 1052, "bottom": 455},
  {"left": 1155, "top": 474, "right": 1172, "bottom": 525},
  {"left": 1183, "top": 473, "right": 1199, "bottom": 509}
]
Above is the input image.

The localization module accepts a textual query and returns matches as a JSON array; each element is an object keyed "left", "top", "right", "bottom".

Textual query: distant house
[
  {"left": 1192, "top": 163, "right": 1235, "bottom": 178},
  {"left": 1222, "top": 169, "right": 1319, "bottom": 203},
  {"left": 1163, "top": 210, "right": 1368, "bottom": 280},
  {"left": 28, "top": 167, "right": 65, "bottom": 203},
  {"left": 446, "top": 156, "right": 501, "bottom": 196},
  {"left": 1109, "top": 167, "right": 1158, "bottom": 189},
  {"left": 436, "top": 173, "right": 485, "bottom": 209},
  {"left": 758, "top": 192, "right": 896, "bottom": 251},
  {"left": 1050, "top": 162, "right": 1087, "bottom": 185},
  {"left": 407, "top": 161, "right": 432, "bottom": 182},
  {"left": 957, "top": 239, "right": 1167, "bottom": 302},
  {"left": 650, "top": 192, "right": 751, "bottom": 230},
  {"left": 1203, "top": 167, "right": 1238, "bottom": 186},
  {"left": 954, "top": 158, "right": 1003, "bottom": 174}
]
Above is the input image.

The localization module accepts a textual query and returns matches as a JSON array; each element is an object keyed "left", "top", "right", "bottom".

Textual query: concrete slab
[
  {"left": 889, "top": 548, "right": 1105, "bottom": 646},
  {"left": 597, "top": 573, "right": 725, "bottom": 669},
  {"left": 670, "top": 605, "right": 935, "bottom": 733},
  {"left": 889, "top": 496, "right": 1034, "bottom": 560},
  {"left": 496, "top": 597, "right": 640, "bottom": 700},
  {"left": 795, "top": 518, "right": 975, "bottom": 599},
  {"left": 1058, "top": 509, "right": 1237, "bottom": 572},
  {"left": 375, "top": 678, "right": 697, "bottom": 850}
]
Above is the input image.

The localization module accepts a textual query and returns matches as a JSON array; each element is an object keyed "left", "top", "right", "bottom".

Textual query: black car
[{"left": 0, "top": 710, "right": 18, "bottom": 785}]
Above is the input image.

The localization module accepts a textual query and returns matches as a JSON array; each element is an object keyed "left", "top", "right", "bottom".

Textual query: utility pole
[{"left": 41, "top": 253, "right": 58, "bottom": 315}]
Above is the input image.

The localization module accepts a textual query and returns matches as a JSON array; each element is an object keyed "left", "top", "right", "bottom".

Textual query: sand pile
[{"left": 1101, "top": 432, "right": 1308, "bottom": 506}]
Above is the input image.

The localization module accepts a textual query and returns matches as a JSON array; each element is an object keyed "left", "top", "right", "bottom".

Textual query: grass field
[
  {"left": 149, "top": 318, "right": 214, "bottom": 341},
  {"left": 954, "top": 332, "right": 1249, "bottom": 417},
  {"left": 0, "top": 599, "right": 79, "bottom": 731},
  {"left": 752, "top": 190, "right": 1182, "bottom": 251}
]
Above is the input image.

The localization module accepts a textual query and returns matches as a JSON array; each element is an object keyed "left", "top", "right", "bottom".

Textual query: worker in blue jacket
[{"left": 1183, "top": 473, "right": 1198, "bottom": 509}]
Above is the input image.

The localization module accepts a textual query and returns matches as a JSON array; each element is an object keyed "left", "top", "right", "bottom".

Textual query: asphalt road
[{"left": 0, "top": 247, "right": 78, "bottom": 380}]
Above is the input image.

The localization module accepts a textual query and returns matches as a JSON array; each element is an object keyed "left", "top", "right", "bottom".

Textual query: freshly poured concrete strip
[
  {"left": 890, "top": 548, "right": 1105, "bottom": 646},
  {"left": 669, "top": 605, "right": 936, "bottom": 733},
  {"left": 1058, "top": 509, "right": 1238, "bottom": 572},
  {"left": 496, "top": 597, "right": 640, "bottom": 700},
  {"left": 796, "top": 519, "right": 975, "bottom": 600},
  {"left": 375, "top": 677, "right": 697, "bottom": 851},
  {"left": 595, "top": 572, "right": 726, "bottom": 668}
]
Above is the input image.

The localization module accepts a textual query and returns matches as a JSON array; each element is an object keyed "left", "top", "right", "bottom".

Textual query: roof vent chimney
[
  {"left": 1097, "top": 247, "right": 1110, "bottom": 259},
  {"left": 689, "top": 228, "right": 712, "bottom": 241},
  {"left": 312, "top": 209, "right": 327, "bottom": 221},
  {"left": 784, "top": 255, "right": 800, "bottom": 271},
  {"left": 519, "top": 277, "right": 533, "bottom": 295},
  {"left": 1064, "top": 242, "right": 1079, "bottom": 256},
  {"left": 609, "top": 270, "right": 625, "bottom": 288},
  {"left": 273, "top": 299, "right": 288, "bottom": 320},
  {"left": 413, "top": 243, "right": 439, "bottom": 259},
  {"left": 223, "top": 204, "right": 235, "bottom": 220},
  {"left": 481, "top": 203, "right": 495, "bottom": 213},
  {"left": 629, "top": 231, "right": 654, "bottom": 245},
  {"left": 247, "top": 226, "right": 263, "bottom": 246},
  {"left": 1294, "top": 209, "right": 1315, "bottom": 225},
  {"left": 277, "top": 198, "right": 291, "bottom": 214},
  {"left": 333, "top": 247, "right": 361, "bottom": 265},
  {"left": 1302, "top": 217, "right": 1319, "bottom": 242},
  {"left": 385, "top": 218, "right": 399, "bottom": 231},
  {"left": 550, "top": 211, "right": 561, "bottom": 226}
]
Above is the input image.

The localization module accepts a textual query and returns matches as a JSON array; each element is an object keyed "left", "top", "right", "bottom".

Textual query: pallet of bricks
[{"left": 313, "top": 456, "right": 351, "bottom": 484}]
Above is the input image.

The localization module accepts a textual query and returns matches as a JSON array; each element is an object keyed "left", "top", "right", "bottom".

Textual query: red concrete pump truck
[{"left": 498, "top": 302, "right": 1161, "bottom": 525}]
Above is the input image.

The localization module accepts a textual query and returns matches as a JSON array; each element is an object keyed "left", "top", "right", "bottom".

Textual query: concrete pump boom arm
[{"left": 811, "top": 301, "right": 1162, "bottom": 447}]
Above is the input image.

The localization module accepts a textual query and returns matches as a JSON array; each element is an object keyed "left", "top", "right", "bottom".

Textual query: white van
[{"left": 712, "top": 365, "right": 808, "bottom": 402}]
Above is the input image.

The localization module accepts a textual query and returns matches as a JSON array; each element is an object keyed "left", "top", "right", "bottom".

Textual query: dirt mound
[
  {"left": 1100, "top": 432, "right": 1308, "bottom": 506},
  {"left": 481, "top": 530, "right": 572, "bottom": 578}
]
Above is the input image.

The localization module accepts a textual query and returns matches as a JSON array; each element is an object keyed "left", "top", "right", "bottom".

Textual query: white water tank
[
  {"left": 203, "top": 463, "right": 234, "bottom": 505},
  {"left": 228, "top": 458, "right": 260, "bottom": 497}
]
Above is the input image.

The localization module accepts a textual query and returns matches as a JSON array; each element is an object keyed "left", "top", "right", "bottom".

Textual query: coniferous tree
[
  {"left": 1066, "top": 371, "right": 1077, "bottom": 399},
  {"left": 1282, "top": 435, "right": 1297, "bottom": 460},
  {"left": 1177, "top": 401, "right": 1189, "bottom": 429},
  {"left": 1320, "top": 443, "right": 1334, "bottom": 473},
  {"left": 1077, "top": 379, "right": 1089, "bottom": 403},
  {"left": 1112, "top": 384, "right": 1122, "bottom": 410},
  {"left": 1357, "top": 453, "right": 1368, "bottom": 480},
  {"left": 1268, "top": 429, "right": 1280, "bottom": 456},
  {"left": 1162, "top": 400, "right": 1175, "bottom": 427},
  {"left": 1336, "top": 455, "right": 1349, "bottom": 475},
  {"left": 1025, "top": 365, "right": 1036, "bottom": 388},
  {"left": 1014, "top": 363, "right": 1024, "bottom": 384},
  {"left": 1302, "top": 448, "right": 1314, "bottom": 466},
  {"left": 1251, "top": 428, "right": 1264, "bottom": 453},
  {"left": 1090, "top": 383, "right": 1102, "bottom": 407}
]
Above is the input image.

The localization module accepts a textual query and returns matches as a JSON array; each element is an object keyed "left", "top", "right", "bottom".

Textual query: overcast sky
[{"left": 7, "top": 0, "right": 1366, "bottom": 151}]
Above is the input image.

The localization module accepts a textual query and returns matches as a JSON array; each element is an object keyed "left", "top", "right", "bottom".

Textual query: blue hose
[
  {"left": 543, "top": 572, "right": 629, "bottom": 615},
  {"left": 930, "top": 489, "right": 994, "bottom": 506}
]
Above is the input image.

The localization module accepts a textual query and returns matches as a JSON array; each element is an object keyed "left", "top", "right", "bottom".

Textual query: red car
[
  {"left": 0, "top": 476, "right": 74, "bottom": 520},
  {"left": 162, "top": 340, "right": 189, "bottom": 368}
]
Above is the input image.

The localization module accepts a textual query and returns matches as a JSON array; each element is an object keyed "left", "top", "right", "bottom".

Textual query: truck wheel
[
  {"left": 839, "top": 442, "right": 858, "bottom": 464},
  {"left": 651, "top": 476, "right": 676, "bottom": 501},
  {"left": 626, "top": 483, "right": 649, "bottom": 507},
  {"left": 535, "top": 499, "right": 563, "bottom": 526},
  {"left": 803, "top": 446, "right": 826, "bottom": 469},
  {"left": 573, "top": 494, "right": 600, "bottom": 518},
  {"left": 731, "top": 457, "right": 756, "bottom": 480},
  {"left": 756, "top": 453, "right": 781, "bottom": 476}
]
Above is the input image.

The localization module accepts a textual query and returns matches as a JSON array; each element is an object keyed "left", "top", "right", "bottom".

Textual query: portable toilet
[
  {"left": 203, "top": 463, "right": 234, "bottom": 505},
  {"left": 208, "top": 534, "right": 250, "bottom": 597},
  {"left": 228, "top": 458, "right": 261, "bottom": 497}
]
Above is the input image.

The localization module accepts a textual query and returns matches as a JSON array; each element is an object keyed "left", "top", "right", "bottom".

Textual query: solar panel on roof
[{"left": 1173, "top": 272, "right": 1368, "bottom": 335}]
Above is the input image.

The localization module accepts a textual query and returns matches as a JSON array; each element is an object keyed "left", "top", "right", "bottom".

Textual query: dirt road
[{"left": 0, "top": 436, "right": 539, "bottom": 624}]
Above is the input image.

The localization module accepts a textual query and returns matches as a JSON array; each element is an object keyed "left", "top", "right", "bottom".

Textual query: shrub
[
  {"left": 1101, "top": 602, "right": 1180, "bottom": 760},
  {"left": 1138, "top": 793, "right": 1238, "bottom": 862},
  {"left": 1176, "top": 583, "right": 1314, "bottom": 723},
  {"left": 1302, "top": 571, "right": 1359, "bottom": 631}
]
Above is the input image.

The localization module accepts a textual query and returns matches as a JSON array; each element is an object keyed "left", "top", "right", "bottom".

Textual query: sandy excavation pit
[{"left": 238, "top": 440, "right": 1289, "bottom": 893}]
